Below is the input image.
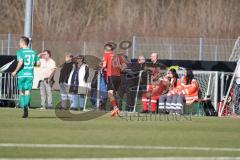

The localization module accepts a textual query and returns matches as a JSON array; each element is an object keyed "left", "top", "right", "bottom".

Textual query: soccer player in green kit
[{"left": 12, "top": 36, "right": 40, "bottom": 118}]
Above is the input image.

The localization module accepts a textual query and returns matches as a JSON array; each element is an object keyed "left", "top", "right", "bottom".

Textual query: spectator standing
[
  {"left": 38, "top": 50, "right": 57, "bottom": 109},
  {"left": 128, "top": 55, "right": 147, "bottom": 91},
  {"left": 115, "top": 53, "right": 130, "bottom": 111},
  {"left": 68, "top": 55, "right": 89, "bottom": 111},
  {"left": 119, "top": 55, "right": 147, "bottom": 111},
  {"left": 12, "top": 36, "right": 40, "bottom": 118},
  {"left": 147, "top": 52, "right": 166, "bottom": 81},
  {"left": 59, "top": 53, "right": 74, "bottom": 109}
]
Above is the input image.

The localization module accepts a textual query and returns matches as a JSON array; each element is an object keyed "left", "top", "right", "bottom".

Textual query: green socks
[
  {"left": 25, "top": 95, "right": 31, "bottom": 107},
  {"left": 19, "top": 94, "right": 31, "bottom": 110},
  {"left": 19, "top": 95, "right": 25, "bottom": 110}
]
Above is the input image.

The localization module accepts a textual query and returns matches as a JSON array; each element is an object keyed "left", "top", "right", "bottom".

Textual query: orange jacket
[
  {"left": 144, "top": 77, "right": 169, "bottom": 97},
  {"left": 177, "top": 76, "right": 199, "bottom": 105}
]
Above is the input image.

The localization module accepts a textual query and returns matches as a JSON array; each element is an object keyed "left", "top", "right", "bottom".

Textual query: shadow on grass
[
  {"left": 29, "top": 116, "right": 62, "bottom": 119},
  {"left": 54, "top": 109, "right": 107, "bottom": 121}
]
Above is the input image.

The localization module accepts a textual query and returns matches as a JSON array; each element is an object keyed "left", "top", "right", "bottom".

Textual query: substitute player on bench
[{"left": 12, "top": 36, "right": 40, "bottom": 118}]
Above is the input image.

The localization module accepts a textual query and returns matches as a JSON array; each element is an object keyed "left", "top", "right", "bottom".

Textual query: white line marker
[
  {"left": 0, "top": 158, "right": 240, "bottom": 160},
  {"left": 0, "top": 143, "right": 240, "bottom": 152}
]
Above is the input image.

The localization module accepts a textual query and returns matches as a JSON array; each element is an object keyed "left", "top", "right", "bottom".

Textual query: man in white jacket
[{"left": 68, "top": 55, "right": 89, "bottom": 111}]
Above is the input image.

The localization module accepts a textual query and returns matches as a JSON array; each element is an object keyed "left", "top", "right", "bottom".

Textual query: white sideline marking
[
  {"left": 1, "top": 158, "right": 240, "bottom": 160},
  {"left": 0, "top": 143, "right": 240, "bottom": 152}
]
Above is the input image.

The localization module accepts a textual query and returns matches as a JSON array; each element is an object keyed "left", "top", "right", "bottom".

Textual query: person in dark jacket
[
  {"left": 118, "top": 55, "right": 147, "bottom": 112},
  {"left": 58, "top": 53, "right": 73, "bottom": 109}
]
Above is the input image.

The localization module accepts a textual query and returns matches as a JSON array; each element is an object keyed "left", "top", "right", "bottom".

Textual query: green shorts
[{"left": 18, "top": 77, "right": 33, "bottom": 91}]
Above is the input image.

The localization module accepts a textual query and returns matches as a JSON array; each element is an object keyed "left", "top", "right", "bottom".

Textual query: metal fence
[
  {"left": 0, "top": 72, "right": 19, "bottom": 100},
  {"left": 0, "top": 34, "right": 19, "bottom": 56},
  {"left": 228, "top": 37, "right": 240, "bottom": 61},
  {"left": 0, "top": 68, "right": 231, "bottom": 112},
  {"left": 32, "top": 40, "right": 84, "bottom": 65},
  {"left": 132, "top": 36, "right": 236, "bottom": 61},
  {"left": 0, "top": 34, "right": 237, "bottom": 63}
]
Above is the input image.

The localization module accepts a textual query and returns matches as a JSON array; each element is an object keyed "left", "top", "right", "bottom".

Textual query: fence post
[
  {"left": 220, "top": 72, "right": 224, "bottom": 100},
  {"left": 7, "top": 33, "right": 11, "bottom": 55},
  {"left": 214, "top": 72, "right": 219, "bottom": 111},
  {"left": 96, "top": 70, "right": 101, "bottom": 110},
  {"left": 83, "top": 41, "right": 86, "bottom": 56},
  {"left": 214, "top": 45, "right": 218, "bottom": 61},
  {"left": 199, "top": 37, "right": 204, "bottom": 60},
  {"left": 169, "top": 45, "right": 172, "bottom": 59},
  {"left": 41, "top": 40, "right": 45, "bottom": 52},
  {"left": 132, "top": 36, "right": 136, "bottom": 59},
  {"left": 1, "top": 40, "right": 3, "bottom": 55}
]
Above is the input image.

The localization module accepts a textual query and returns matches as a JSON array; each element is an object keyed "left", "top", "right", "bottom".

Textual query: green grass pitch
[{"left": 0, "top": 90, "right": 240, "bottom": 158}]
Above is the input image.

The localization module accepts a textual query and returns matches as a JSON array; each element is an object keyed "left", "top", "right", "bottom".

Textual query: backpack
[{"left": 90, "top": 71, "right": 108, "bottom": 107}]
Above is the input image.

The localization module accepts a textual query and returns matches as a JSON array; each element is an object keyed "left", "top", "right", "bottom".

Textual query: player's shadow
[
  {"left": 54, "top": 109, "right": 107, "bottom": 121},
  {"left": 29, "top": 116, "right": 69, "bottom": 119}
]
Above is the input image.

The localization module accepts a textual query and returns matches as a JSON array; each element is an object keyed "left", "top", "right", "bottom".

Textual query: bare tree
[{"left": 0, "top": 0, "right": 239, "bottom": 41}]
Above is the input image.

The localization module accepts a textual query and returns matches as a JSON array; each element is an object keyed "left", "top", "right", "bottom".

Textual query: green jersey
[{"left": 17, "top": 48, "right": 39, "bottom": 78}]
